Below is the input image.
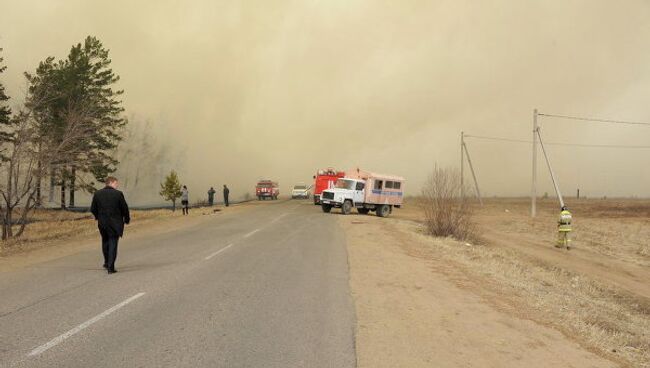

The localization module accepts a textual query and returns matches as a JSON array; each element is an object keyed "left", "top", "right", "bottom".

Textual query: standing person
[
  {"left": 207, "top": 187, "right": 216, "bottom": 206},
  {"left": 181, "top": 185, "right": 189, "bottom": 215},
  {"left": 556, "top": 205, "right": 572, "bottom": 249},
  {"left": 223, "top": 184, "right": 230, "bottom": 207},
  {"left": 90, "top": 177, "right": 130, "bottom": 274}
]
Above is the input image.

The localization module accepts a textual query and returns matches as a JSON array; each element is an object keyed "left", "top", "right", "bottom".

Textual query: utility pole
[
  {"left": 462, "top": 139, "right": 483, "bottom": 205},
  {"left": 536, "top": 127, "right": 565, "bottom": 208},
  {"left": 531, "top": 109, "right": 538, "bottom": 217},
  {"left": 460, "top": 131, "right": 465, "bottom": 198}
]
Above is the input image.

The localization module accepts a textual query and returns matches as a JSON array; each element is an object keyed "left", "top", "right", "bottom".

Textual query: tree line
[{"left": 0, "top": 36, "right": 126, "bottom": 239}]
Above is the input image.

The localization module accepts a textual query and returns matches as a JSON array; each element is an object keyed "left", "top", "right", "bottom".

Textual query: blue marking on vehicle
[{"left": 371, "top": 190, "right": 403, "bottom": 196}]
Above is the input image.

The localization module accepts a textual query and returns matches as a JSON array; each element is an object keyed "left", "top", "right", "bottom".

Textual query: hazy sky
[{"left": 2, "top": 0, "right": 650, "bottom": 203}]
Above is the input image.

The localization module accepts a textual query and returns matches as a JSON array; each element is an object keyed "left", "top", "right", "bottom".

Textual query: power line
[
  {"left": 464, "top": 134, "right": 650, "bottom": 149},
  {"left": 538, "top": 113, "right": 650, "bottom": 127}
]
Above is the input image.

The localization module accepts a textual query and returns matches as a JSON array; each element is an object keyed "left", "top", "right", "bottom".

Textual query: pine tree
[
  {"left": 0, "top": 48, "right": 13, "bottom": 158},
  {"left": 159, "top": 170, "right": 183, "bottom": 211},
  {"left": 24, "top": 36, "right": 126, "bottom": 207}
]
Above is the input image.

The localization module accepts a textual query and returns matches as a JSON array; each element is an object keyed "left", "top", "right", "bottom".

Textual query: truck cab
[
  {"left": 313, "top": 168, "right": 345, "bottom": 205},
  {"left": 320, "top": 171, "right": 404, "bottom": 217},
  {"left": 256, "top": 180, "right": 279, "bottom": 200}
]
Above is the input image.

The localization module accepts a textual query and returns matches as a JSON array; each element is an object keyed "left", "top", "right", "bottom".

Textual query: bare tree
[
  {"left": 421, "top": 165, "right": 477, "bottom": 241},
  {"left": 0, "top": 99, "right": 97, "bottom": 239}
]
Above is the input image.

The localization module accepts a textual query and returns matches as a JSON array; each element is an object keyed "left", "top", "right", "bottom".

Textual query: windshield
[
  {"left": 294, "top": 185, "right": 306, "bottom": 190},
  {"left": 257, "top": 183, "right": 272, "bottom": 187},
  {"left": 335, "top": 179, "right": 355, "bottom": 190}
]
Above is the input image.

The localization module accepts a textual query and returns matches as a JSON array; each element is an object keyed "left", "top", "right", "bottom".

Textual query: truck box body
[{"left": 346, "top": 168, "right": 405, "bottom": 206}]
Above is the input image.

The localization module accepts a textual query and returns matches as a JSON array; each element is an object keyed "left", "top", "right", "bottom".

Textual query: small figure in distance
[
  {"left": 556, "top": 205, "right": 572, "bottom": 250},
  {"left": 208, "top": 187, "right": 216, "bottom": 206},
  {"left": 181, "top": 185, "right": 189, "bottom": 215},
  {"left": 90, "top": 176, "right": 130, "bottom": 274},
  {"left": 223, "top": 185, "right": 230, "bottom": 207}
]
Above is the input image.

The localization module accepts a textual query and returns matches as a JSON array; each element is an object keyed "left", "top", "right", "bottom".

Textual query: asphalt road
[{"left": 0, "top": 200, "right": 356, "bottom": 368}]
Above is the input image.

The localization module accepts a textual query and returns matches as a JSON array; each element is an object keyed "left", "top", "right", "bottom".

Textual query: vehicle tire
[
  {"left": 314, "top": 197, "right": 319, "bottom": 205},
  {"left": 357, "top": 208, "right": 370, "bottom": 215},
  {"left": 322, "top": 204, "right": 332, "bottom": 213},
  {"left": 342, "top": 200, "right": 353, "bottom": 215},
  {"left": 257, "top": 196, "right": 261, "bottom": 201},
  {"left": 376, "top": 204, "right": 391, "bottom": 217}
]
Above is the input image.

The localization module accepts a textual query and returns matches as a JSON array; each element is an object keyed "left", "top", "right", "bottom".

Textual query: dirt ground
[{"left": 341, "top": 197, "right": 650, "bottom": 368}]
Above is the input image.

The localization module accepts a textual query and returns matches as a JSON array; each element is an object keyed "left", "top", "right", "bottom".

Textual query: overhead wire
[
  {"left": 537, "top": 113, "right": 650, "bottom": 127},
  {"left": 463, "top": 134, "right": 650, "bottom": 149}
]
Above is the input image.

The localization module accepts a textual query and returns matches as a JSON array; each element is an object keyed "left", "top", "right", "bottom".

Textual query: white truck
[{"left": 319, "top": 169, "right": 404, "bottom": 217}]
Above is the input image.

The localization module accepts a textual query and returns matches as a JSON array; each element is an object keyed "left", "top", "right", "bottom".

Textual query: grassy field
[{"left": 390, "top": 197, "right": 650, "bottom": 367}]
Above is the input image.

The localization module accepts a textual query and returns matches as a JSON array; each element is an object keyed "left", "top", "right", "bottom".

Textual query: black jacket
[{"left": 90, "top": 187, "right": 130, "bottom": 237}]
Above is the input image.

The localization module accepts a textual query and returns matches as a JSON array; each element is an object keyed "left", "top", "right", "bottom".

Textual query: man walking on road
[
  {"left": 223, "top": 184, "right": 230, "bottom": 207},
  {"left": 208, "top": 187, "right": 216, "bottom": 206},
  {"left": 90, "top": 176, "right": 130, "bottom": 274}
]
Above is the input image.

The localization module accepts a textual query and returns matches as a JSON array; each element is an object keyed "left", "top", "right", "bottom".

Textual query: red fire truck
[
  {"left": 312, "top": 168, "right": 345, "bottom": 205},
  {"left": 256, "top": 180, "right": 279, "bottom": 200}
]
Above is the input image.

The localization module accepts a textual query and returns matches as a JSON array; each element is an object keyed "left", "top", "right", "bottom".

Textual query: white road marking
[
  {"left": 28, "top": 292, "right": 145, "bottom": 357},
  {"left": 269, "top": 213, "right": 288, "bottom": 224},
  {"left": 243, "top": 228, "right": 260, "bottom": 238},
  {"left": 205, "top": 243, "right": 234, "bottom": 260}
]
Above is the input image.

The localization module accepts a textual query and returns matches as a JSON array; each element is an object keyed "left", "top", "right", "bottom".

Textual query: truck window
[
  {"left": 385, "top": 181, "right": 394, "bottom": 189},
  {"left": 355, "top": 182, "right": 365, "bottom": 191},
  {"left": 335, "top": 179, "right": 356, "bottom": 190},
  {"left": 374, "top": 180, "right": 383, "bottom": 190},
  {"left": 394, "top": 182, "right": 401, "bottom": 190}
]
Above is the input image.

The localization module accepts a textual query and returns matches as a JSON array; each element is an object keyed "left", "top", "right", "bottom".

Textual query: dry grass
[
  {"left": 391, "top": 198, "right": 650, "bottom": 367},
  {"left": 397, "top": 219, "right": 649, "bottom": 367},
  {"left": 0, "top": 208, "right": 176, "bottom": 256},
  {"left": 477, "top": 198, "right": 650, "bottom": 268}
]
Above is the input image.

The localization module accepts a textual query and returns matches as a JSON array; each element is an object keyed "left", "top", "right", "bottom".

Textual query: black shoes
[{"left": 107, "top": 268, "right": 117, "bottom": 274}]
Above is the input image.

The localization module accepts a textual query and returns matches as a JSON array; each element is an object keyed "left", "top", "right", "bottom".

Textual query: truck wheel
[
  {"left": 377, "top": 204, "right": 391, "bottom": 217},
  {"left": 342, "top": 200, "right": 353, "bottom": 215},
  {"left": 257, "top": 196, "right": 261, "bottom": 201},
  {"left": 357, "top": 208, "right": 370, "bottom": 215},
  {"left": 314, "top": 197, "right": 319, "bottom": 205},
  {"left": 322, "top": 204, "right": 332, "bottom": 213}
]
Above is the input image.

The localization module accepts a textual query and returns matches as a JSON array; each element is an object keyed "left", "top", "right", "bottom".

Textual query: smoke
[{"left": 2, "top": 0, "right": 650, "bottom": 204}]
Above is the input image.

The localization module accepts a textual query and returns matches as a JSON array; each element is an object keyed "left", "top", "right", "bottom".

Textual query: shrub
[{"left": 421, "top": 165, "right": 476, "bottom": 241}]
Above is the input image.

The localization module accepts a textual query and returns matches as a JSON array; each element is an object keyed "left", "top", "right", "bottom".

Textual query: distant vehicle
[
  {"left": 256, "top": 180, "right": 279, "bottom": 200},
  {"left": 320, "top": 169, "right": 404, "bottom": 217},
  {"left": 313, "top": 168, "right": 345, "bottom": 205},
  {"left": 291, "top": 184, "right": 311, "bottom": 199}
]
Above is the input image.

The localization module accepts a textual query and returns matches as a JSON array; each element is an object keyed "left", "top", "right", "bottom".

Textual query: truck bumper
[{"left": 320, "top": 199, "right": 342, "bottom": 208}]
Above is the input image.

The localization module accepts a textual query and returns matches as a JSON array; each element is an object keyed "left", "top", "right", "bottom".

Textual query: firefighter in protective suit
[{"left": 556, "top": 206, "right": 572, "bottom": 249}]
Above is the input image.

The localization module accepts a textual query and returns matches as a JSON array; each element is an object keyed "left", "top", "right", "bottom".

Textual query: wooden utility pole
[
  {"left": 462, "top": 139, "right": 483, "bottom": 205},
  {"left": 460, "top": 131, "right": 465, "bottom": 198},
  {"left": 531, "top": 109, "right": 538, "bottom": 217},
  {"left": 536, "top": 127, "right": 565, "bottom": 208}
]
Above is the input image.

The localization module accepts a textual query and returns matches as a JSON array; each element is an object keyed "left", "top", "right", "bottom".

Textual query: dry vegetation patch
[
  {"left": 0, "top": 208, "right": 177, "bottom": 257},
  {"left": 391, "top": 198, "right": 650, "bottom": 367}
]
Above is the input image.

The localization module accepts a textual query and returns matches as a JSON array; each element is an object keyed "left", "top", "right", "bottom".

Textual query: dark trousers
[
  {"left": 101, "top": 232, "right": 119, "bottom": 270},
  {"left": 224, "top": 195, "right": 229, "bottom": 207}
]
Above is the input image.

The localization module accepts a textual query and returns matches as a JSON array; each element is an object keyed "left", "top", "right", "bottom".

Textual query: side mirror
[{"left": 312, "top": 175, "right": 316, "bottom": 179}]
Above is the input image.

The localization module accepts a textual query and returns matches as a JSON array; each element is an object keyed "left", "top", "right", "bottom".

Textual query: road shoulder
[{"left": 340, "top": 214, "right": 620, "bottom": 368}]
